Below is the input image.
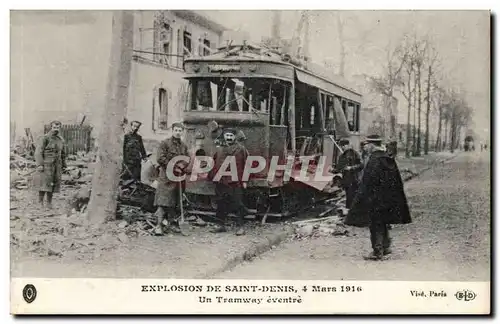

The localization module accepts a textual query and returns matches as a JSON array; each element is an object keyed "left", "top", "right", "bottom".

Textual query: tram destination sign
[{"left": 207, "top": 64, "right": 241, "bottom": 72}]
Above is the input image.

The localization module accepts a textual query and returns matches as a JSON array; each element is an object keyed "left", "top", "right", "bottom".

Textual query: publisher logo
[
  {"left": 455, "top": 290, "right": 476, "bottom": 302},
  {"left": 22, "top": 284, "right": 37, "bottom": 304}
]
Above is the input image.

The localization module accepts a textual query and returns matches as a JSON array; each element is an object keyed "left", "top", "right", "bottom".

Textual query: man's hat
[
  {"left": 338, "top": 138, "right": 350, "bottom": 146},
  {"left": 365, "top": 134, "right": 382, "bottom": 143},
  {"left": 223, "top": 128, "right": 237, "bottom": 135},
  {"left": 171, "top": 122, "right": 185, "bottom": 129}
]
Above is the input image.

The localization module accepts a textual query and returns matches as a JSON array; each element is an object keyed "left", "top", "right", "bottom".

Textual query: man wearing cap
[
  {"left": 122, "top": 120, "right": 147, "bottom": 181},
  {"left": 336, "top": 138, "right": 362, "bottom": 209},
  {"left": 154, "top": 122, "right": 189, "bottom": 235},
  {"left": 345, "top": 134, "right": 412, "bottom": 261},
  {"left": 33, "top": 120, "right": 67, "bottom": 209},
  {"left": 209, "top": 128, "right": 249, "bottom": 236}
]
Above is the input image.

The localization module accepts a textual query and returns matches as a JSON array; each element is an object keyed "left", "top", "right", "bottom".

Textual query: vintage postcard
[{"left": 9, "top": 9, "right": 491, "bottom": 315}]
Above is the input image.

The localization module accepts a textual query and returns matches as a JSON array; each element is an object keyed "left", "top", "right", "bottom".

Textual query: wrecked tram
[{"left": 180, "top": 43, "right": 362, "bottom": 218}]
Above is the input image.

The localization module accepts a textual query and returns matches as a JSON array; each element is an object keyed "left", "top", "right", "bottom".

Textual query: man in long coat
[
  {"left": 122, "top": 121, "right": 147, "bottom": 181},
  {"left": 209, "top": 128, "right": 249, "bottom": 236},
  {"left": 336, "top": 138, "right": 362, "bottom": 209},
  {"left": 154, "top": 122, "right": 189, "bottom": 235},
  {"left": 33, "top": 120, "right": 66, "bottom": 209},
  {"left": 344, "top": 134, "right": 411, "bottom": 261}
]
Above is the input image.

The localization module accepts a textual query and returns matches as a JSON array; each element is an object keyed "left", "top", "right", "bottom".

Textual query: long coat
[
  {"left": 123, "top": 132, "right": 146, "bottom": 180},
  {"left": 336, "top": 148, "right": 362, "bottom": 189},
  {"left": 209, "top": 142, "right": 248, "bottom": 188},
  {"left": 344, "top": 149, "right": 411, "bottom": 227},
  {"left": 154, "top": 137, "right": 189, "bottom": 207},
  {"left": 33, "top": 131, "right": 66, "bottom": 193}
]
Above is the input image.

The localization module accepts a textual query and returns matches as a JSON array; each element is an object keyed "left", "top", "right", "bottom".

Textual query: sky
[{"left": 10, "top": 10, "right": 490, "bottom": 141}]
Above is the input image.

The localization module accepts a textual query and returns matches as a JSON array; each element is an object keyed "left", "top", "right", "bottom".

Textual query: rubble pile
[
  {"left": 400, "top": 168, "right": 419, "bottom": 181},
  {"left": 10, "top": 202, "right": 211, "bottom": 260},
  {"left": 291, "top": 190, "right": 350, "bottom": 240}
]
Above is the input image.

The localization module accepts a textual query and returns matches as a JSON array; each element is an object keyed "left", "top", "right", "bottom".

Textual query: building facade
[{"left": 127, "top": 10, "right": 227, "bottom": 149}]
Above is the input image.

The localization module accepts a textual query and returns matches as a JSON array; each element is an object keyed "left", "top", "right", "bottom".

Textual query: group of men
[
  {"left": 122, "top": 121, "right": 250, "bottom": 237},
  {"left": 336, "top": 136, "right": 411, "bottom": 261},
  {"left": 33, "top": 119, "right": 411, "bottom": 261}
]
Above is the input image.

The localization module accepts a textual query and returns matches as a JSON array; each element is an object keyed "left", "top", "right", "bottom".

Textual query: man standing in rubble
[
  {"left": 336, "top": 138, "right": 362, "bottom": 209},
  {"left": 209, "top": 128, "right": 249, "bottom": 236},
  {"left": 122, "top": 120, "right": 147, "bottom": 181},
  {"left": 154, "top": 122, "right": 189, "bottom": 235},
  {"left": 345, "top": 134, "right": 411, "bottom": 261},
  {"left": 33, "top": 120, "right": 66, "bottom": 209}
]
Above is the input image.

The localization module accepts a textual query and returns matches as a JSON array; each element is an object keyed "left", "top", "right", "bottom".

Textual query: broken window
[
  {"left": 347, "top": 102, "right": 355, "bottom": 132},
  {"left": 188, "top": 78, "right": 289, "bottom": 121}
]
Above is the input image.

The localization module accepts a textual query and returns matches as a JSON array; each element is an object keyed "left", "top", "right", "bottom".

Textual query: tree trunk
[
  {"left": 443, "top": 119, "right": 448, "bottom": 149},
  {"left": 405, "top": 72, "right": 412, "bottom": 158},
  {"left": 450, "top": 112, "right": 456, "bottom": 153},
  {"left": 412, "top": 82, "right": 417, "bottom": 156},
  {"left": 87, "top": 11, "right": 134, "bottom": 225},
  {"left": 424, "top": 65, "right": 431, "bottom": 154},
  {"left": 416, "top": 64, "right": 422, "bottom": 156},
  {"left": 436, "top": 108, "right": 443, "bottom": 151}
]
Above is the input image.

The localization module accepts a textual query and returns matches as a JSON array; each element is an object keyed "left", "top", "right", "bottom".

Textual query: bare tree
[
  {"left": 367, "top": 42, "right": 407, "bottom": 140},
  {"left": 87, "top": 11, "right": 134, "bottom": 225},
  {"left": 399, "top": 39, "right": 415, "bottom": 158},
  {"left": 411, "top": 38, "right": 427, "bottom": 156},
  {"left": 424, "top": 42, "right": 439, "bottom": 154},
  {"left": 433, "top": 85, "right": 447, "bottom": 151}
]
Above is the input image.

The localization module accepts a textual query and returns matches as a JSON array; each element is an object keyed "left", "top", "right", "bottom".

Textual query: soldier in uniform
[
  {"left": 33, "top": 120, "right": 66, "bottom": 209},
  {"left": 154, "top": 122, "right": 189, "bottom": 235},
  {"left": 122, "top": 120, "right": 147, "bottom": 181},
  {"left": 345, "top": 135, "right": 411, "bottom": 261},
  {"left": 209, "top": 128, "right": 249, "bottom": 236}
]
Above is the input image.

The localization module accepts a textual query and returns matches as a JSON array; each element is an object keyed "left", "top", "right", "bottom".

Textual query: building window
[
  {"left": 154, "top": 87, "right": 169, "bottom": 130},
  {"left": 203, "top": 38, "right": 211, "bottom": 56},
  {"left": 159, "top": 23, "right": 172, "bottom": 64},
  {"left": 153, "top": 16, "right": 172, "bottom": 64},
  {"left": 183, "top": 31, "right": 192, "bottom": 56}
]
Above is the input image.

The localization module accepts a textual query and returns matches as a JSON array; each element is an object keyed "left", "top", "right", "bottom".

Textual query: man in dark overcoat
[
  {"left": 344, "top": 134, "right": 412, "bottom": 260},
  {"left": 336, "top": 138, "right": 362, "bottom": 209},
  {"left": 153, "top": 122, "right": 189, "bottom": 235},
  {"left": 209, "top": 128, "right": 249, "bottom": 236},
  {"left": 33, "top": 120, "right": 66, "bottom": 209},
  {"left": 122, "top": 120, "right": 147, "bottom": 181}
]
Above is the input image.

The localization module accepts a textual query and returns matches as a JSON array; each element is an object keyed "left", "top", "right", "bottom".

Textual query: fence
[{"left": 43, "top": 124, "right": 93, "bottom": 155}]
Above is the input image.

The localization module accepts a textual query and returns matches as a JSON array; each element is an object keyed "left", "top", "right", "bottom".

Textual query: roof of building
[{"left": 171, "top": 10, "right": 227, "bottom": 35}]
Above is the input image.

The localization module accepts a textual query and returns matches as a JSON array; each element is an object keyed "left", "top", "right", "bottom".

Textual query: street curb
[
  {"left": 201, "top": 225, "right": 296, "bottom": 279},
  {"left": 202, "top": 153, "right": 458, "bottom": 278}
]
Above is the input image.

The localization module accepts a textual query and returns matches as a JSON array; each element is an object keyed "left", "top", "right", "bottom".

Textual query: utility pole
[{"left": 87, "top": 11, "right": 134, "bottom": 225}]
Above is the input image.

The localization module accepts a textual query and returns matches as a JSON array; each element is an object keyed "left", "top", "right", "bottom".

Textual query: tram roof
[{"left": 184, "top": 44, "right": 362, "bottom": 98}]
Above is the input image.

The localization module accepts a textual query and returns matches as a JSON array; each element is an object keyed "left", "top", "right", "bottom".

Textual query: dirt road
[{"left": 213, "top": 151, "right": 491, "bottom": 281}]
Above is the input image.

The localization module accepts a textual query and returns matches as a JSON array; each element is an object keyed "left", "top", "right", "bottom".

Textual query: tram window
[
  {"left": 347, "top": 102, "right": 355, "bottom": 132},
  {"left": 189, "top": 78, "right": 290, "bottom": 116},
  {"left": 355, "top": 104, "right": 361, "bottom": 132},
  {"left": 341, "top": 99, "right": 347, "bottom": 117},
  {"left": 326, "top": 95, "right": 335, "bottom": 133}
]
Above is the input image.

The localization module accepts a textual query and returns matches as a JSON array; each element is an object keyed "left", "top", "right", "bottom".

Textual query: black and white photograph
[{"left": 9, "top": 8, "right": 491, "bottom": 314}]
